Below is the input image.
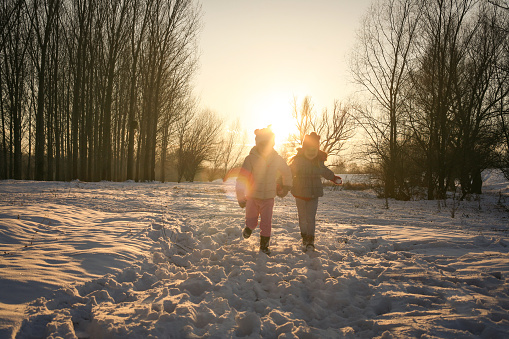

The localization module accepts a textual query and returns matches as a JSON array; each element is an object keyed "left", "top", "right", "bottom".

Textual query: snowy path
[{"left": 1, "top": 175, "right": 508, "bottom": 338}]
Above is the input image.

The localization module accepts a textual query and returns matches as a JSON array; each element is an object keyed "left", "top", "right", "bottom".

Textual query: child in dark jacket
[
  {"left": 289, "top": 132, "right": 342, "bottom": 252},
  {"left": 236, "top": 127, "right": 292, "bottom": 255}
]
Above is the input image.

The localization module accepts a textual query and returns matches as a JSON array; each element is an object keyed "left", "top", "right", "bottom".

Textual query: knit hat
[
  {"left": 255, "top": 127, "right": 275, "bottom": 145},
  {"left": 302, "top": 132, "right": 320, "bottom": 149}
]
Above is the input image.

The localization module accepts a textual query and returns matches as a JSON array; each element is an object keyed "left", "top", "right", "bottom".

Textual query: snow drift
[{"left": 0, "top": 171, "right": 508, "bottom": 338}]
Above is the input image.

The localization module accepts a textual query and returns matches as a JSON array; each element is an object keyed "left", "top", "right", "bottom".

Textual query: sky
[{"left": 193, "top": 0, "right": 375, "bottom": 146}]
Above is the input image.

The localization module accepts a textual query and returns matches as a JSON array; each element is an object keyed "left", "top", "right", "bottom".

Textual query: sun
[{"left": 249, "top": 91, "right": 296, "bottom": 148}]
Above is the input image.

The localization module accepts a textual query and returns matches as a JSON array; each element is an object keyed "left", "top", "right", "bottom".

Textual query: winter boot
[
  {"left": 242, "top": 227, "right": 252, "bottom": 239},
  {"left": 260, "top": 236, "right": 271, "bottom": 255},
  {"left": 305, "top": 235, "right": 315, "bottom": 252},
  {"left": 301, "top": 232, "right": 308, "bottom": 251}
]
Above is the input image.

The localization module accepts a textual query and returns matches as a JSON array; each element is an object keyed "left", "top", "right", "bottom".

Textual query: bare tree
[
  {"left": 175, "top": 109, "right": 222, "bottom": 182},
  {"left": 159, "top": 89, "right": 194, "bottom": 182},
  {"left": 99, "top": 0, "right": 130, "bottom": 181},
  {"left": 290, "top": 95, "right": 314, "bottom": 146},
  {"left": 492, "top": 1, "right": 509, "bottom": 179},
  {"left": 126, "top": 0, "right": 151, "bottom": 181},
  {"left": 312, "top": 100, "right": 356, "bottom": 157},
  {"left": 351, "top": 0, "right": 509, "bottom": 199},
  {"left": 291, "top": 96, "right": 355, "bottom": 159},
  {"left": 66, "top": 0, "right": 94, "bottom": 180},
  {"left": 221, "top": 120, "right": 247, "bottom": 179},
  {"left": 1, "top": 0, "right": 31, "bottom": 179},
  {"left": 451, "top": 3, "right": 509, "bottom": 198},
  {"left": 410, "top": 0, "right": 479, "bottom": 199},
  {"left": 136, "top": 0, "right": 200, "bottom": 182},
  {"left": 351, "top": 0, "right": 422, "bottom": 199},
  {"left": 0, "top": 0, "right": 202, "bottom": 183},
  {"left": 207, "top": 118, "right": 247, "bottom": 181},
  {"left": 30, "top": 0, "right": 61, "bottom": 180},
  {"left": 159, "top": 41, "right": 199, "bottom": 182},
  {"left": 488, "top": 0, "right": 509, "bottom": 10}
]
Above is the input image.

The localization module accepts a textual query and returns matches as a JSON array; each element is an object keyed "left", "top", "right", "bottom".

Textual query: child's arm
[
  {"left": 320, "top": 162, "right": 342, "bottom": 184},
  {"left": 235, "top": 157, "right": 252, "bottom": 208},
  {"left": 276, "top": 157, "right": 292, "bottom": 198},
  {"left": 320, "top": 162, "right": 336, "bottom": 181},
  {"left": 279, "top": 158, "right": 293, "bottom": 189}
]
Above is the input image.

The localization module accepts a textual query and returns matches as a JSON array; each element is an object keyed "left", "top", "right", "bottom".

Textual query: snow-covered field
[{"left": 1, "top": 171, "right": 508, "bottom": 338}]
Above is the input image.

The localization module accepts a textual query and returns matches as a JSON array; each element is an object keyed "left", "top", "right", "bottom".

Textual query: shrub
[
  {"left": 342, "top": 182, "right": 372, "bottom": 191},
  {"left": 323, "top": 180, "right": 372, "bottom": 191}
]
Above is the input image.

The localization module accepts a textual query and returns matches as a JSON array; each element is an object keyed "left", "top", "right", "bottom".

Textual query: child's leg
[
  {"left": 258, "top": 198, "right": 275, "bottom": 237},
  {"left": 295, "top": 198, "right": 308, "bottom": 235},
  {"left": 305, "top": 198, "right": 319, "bottom": 236},
  {"left": 245, "top": 198, "right": 260, "bottom": 230}
]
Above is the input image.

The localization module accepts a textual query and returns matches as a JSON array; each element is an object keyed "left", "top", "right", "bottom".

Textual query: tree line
[
  {"left": 0, "top": 0, "right": 224, "bottom": 182},
  {"left": 351, "top": 0, "right": 509, "bottom": 200},
  {"left": 4, "top": 0, "right": 508, "bottom": 198}
]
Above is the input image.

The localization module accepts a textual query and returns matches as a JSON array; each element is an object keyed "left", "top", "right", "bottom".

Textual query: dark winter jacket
[
  {"left": 289, "top": 149, "right": 335, "bottom": 199},
  {"left": 236, "top": 146, "right": 292, "bottom": 200}
]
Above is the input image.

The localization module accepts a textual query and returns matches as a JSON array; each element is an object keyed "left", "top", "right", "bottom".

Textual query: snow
[{"left": 0, "top": 171, "right": 508, "bottom": 338}]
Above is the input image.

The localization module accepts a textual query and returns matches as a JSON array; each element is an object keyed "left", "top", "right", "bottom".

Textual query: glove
[
  {"left": 238, "top": 199, "right": 247, "bottom": 208},
  {"left": 331, "top": 176, "right": 342, "bottom": 185},
  {"left": 277, "top": 185, "right": 291, "bottom": 198}
]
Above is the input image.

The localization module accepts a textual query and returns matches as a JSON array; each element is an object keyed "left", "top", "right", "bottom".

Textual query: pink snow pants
[{"left": 245, "top": 198, "right": 275, "bottom": 237}]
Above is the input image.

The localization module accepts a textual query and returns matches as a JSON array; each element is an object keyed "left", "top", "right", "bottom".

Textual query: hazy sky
[{"left": 194, "top": 0, "right": 374, "bottom": 144}]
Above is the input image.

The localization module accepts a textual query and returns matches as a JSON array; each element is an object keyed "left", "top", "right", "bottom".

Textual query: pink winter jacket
[{"left": 236, "top": 146, "right": 292, "bottom": 200}]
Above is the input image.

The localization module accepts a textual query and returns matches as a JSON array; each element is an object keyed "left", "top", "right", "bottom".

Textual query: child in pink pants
[{"left": 236, "top": 127, "right": 292, "bottom": 255}]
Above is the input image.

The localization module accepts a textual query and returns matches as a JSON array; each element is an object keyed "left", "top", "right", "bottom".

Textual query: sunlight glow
[{"left": 248, "top": 90, "right": 298, "bottom": 148}]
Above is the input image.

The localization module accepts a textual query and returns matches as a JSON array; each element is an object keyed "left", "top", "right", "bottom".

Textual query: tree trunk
[
  {"left": 13, "top": 81, "right": 22, "bottom": 179},
  {"left": 35, "top": 54, "right": 47, "bottom": 181},
  {"left": 0, "top": 85, "right": 7, "bottom": 179},
  {"left": 34, "top": 0, "right": 60, "bottom": 181}
]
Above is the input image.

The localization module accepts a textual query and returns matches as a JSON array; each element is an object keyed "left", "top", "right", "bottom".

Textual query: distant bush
[
  {"left": 323, "top": 179, "right": 372, "bottom": 191},
  {"left": 342, "top": 182, "right": 372, "bottom": 191}
]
